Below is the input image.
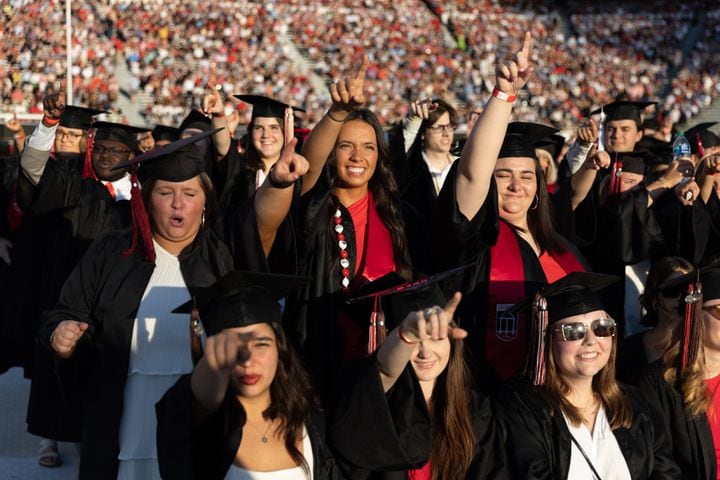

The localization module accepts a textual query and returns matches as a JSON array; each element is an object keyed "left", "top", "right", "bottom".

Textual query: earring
[
  {"left": 201, "top": 207, "right": 206, "bottom": 227},
  {"left": 529, "top": 194, "right": 539, "bottom": 210}
]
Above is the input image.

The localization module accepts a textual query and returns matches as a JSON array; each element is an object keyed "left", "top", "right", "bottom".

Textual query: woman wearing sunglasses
[
  {"left": 494, "top": 272, "right": 680, "bottom": 479},
  {"left": 639, "top": 266, "right": 720, "bottom": 480}
]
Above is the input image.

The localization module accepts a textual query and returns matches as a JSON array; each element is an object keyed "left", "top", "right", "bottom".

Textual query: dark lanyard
[{"left": 569, "top": 433, "right": 603, "bottom": 480}]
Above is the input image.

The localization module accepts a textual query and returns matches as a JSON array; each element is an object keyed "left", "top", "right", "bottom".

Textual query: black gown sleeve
[
  {"left": 328, "top": 358, "right": 433, "bottom": 475},
  {"left": 467, "top": 391, "right": 511, "bottom": 479}
]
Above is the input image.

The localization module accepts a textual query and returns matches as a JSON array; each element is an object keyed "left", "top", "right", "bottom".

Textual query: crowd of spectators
[{"left": 2, "top": 0, "right": 719, "bottom": 131}]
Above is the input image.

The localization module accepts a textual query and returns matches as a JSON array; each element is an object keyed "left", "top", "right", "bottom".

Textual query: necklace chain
[{"left": 245, "top": 418, "right": 274, "bottom": 444}]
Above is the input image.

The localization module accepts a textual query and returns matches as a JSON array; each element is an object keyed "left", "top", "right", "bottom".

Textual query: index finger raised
[{"left": 355, "top": 55, "right": 369, "bottom": 80}]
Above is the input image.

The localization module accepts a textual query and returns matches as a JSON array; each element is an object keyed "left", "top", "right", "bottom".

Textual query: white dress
[
  {"left": 223, "top": 427, "right": 314, "bottom": 480},
  {"left": 117, "top": 241, "right": 195, "bottom": 480}
]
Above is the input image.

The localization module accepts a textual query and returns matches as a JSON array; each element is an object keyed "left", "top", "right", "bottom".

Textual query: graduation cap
[
  {"left": 114, "top": 128, "right": 222, "bottom": 182},
  {"left": 509, "top": 272, "right": 619, "bottom": 385},
  {"left": 91, "top": 121, "right": 149, "bottom": 151},
  {"left": 657, "top": 263, "right": 720, "bottom": 373},
  {"left": 683, "top": 122, "right": 720, "bottom": 156},
  {"left": 152, "top": 124, "right": 182, "bottom": 144},
  {"left": 60, "top": 105, "right": 106, "bottom": 129},
  {"left": 111, "top": 129, "right": 223, "bottom": 264},
  {"left": 606, "top": 150, "right": 656, "bottom": 196},
  {"left": 172, "top": 271, "right": 311, "bottom": 337},
  {"left": 234, "top": 94, "right": 306, "bottom": 120},
  {"left": 642, "top": 117, "right": 661, "bottom": 131},
  {"left": 498, "top": 122, "right": 559, "bottom": 160},
  {"left": 636, "top": 136, "right": 672, "bottom": 166},
  {"left": 345, "top": 265, "right": 470, "bottom": 354},
  {"left": 179, "top": 109, "right": 211, "bottom": 133},
  {"left": 534, "top": 133, "right": 566, "bottom": 160},
  {"left": 590, "top": 100, "right": 657, "bottom": 126}
]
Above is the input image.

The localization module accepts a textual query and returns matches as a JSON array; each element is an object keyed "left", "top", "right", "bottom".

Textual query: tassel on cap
[
  {"left": 609, "top": 152, "right": 622, "bottom": 197},
  {"left": 189, "top": 299, "right": 204, "bottom": 365},
  {"left": 525, "top": 292, "right": 549, "bottom": 386},
  {"left": 696, "top": 133, "right": 705, "bottom": 158},
  {"left": 81, "top": 128, "right": 97, "bottom": 180},
  {"left": 680, "top": 279, "right": 703, "bottom": 371},
  {"left": 367, "top": 295, "right": 388, "bottom": 355},
  {"left": 122, "top": 164, "right": 156, "bottom": 262}
]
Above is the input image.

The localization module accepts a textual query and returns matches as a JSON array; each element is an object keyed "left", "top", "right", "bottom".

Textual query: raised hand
[
  {"left": 267, "top": 108, "right": 309, "bottom": 186},
  {"left": 399, "top": 292, "right": 466, "bottom": 343},
  {"left": 584, "top": 145, "right": 610, "bottom": 171},
  {"left": 51, "top": 320, "right": 89, "bottom": 359},
  {"left": 577, "top": 119, "right": 599, "bottom": 145},
  {"left": 6, "top": 113, "right": 22, "bottom": 133},
  {"left": 203, "top": 82, "right": 224, "bottom": 116},
  {"left": 203, "top": 330, "right": 245, "bottom": 373},
  {"left": 675, "top": 178, "right": 700, "bottom": 206},
  {"left": 329, "top": 55, "right": 369, "bottom": 113},
  {"left": 409, "top": 99, "right": 437, "bottom": 120},
  {"left": 704, "top": 153, "right": 720, "bottom": 174},
  {"left": 495, "top": 31, "right": 534, "bottom": 96},
  {"left": 42, "top": 92, "right": 66, "bottom": 121}
]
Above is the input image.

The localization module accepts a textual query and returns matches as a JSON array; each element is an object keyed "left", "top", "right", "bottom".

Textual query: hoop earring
[{"left": 529, "top": 194, "right": 539, "bottom": 211}]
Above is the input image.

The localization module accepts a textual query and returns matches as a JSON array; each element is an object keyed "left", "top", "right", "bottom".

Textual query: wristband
[
  {"left": 211, "top": 112, "right": 226, "bottom": 119},
  {"left": 42, "top": 116, "right": 60, "bottom": 127},
  {"left": 267, "top": 165, "right": 295, "bottom": 189},
  {"left": 492, "top": 88, "right": 516, "bottom": 103},
  {"left": 397, "top": 324, "right": 419, "bottom": 344},
  {"left": 327, "top": 110, "right": 347, "bottom": 123}
]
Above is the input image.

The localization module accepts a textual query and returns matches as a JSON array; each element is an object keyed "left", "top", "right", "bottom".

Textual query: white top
[
  {"left": 224, "top": 426, "right": 314, "bottom": 480},
  {"left": 118, "top": 241, "right": 194, "bottom": 463},
  {"left": 422, "top": 151, "right": 457, "bottom": 195},
  {"left": 103, "top": 173, "right": 133, "bottom": 201},
  {"left": 564, "top": 406, "right": 632, "bottom": 480}
]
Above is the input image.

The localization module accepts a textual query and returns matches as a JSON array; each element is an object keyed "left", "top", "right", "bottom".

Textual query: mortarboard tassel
[
  {"left": 525, "top": 292, "right": 549, "bottom": 386},
  {"left": 680, "top": 280, "right": 703, "bottom": 371},
  {"left": 122, "top": 164, "right": 156, "bottom": 262},
  {"left": 367, "top": 295, "right": 387, "bottom": 354},
  {"left": 81, "top": 128, "right": 98, "bottom": 180},
  {"left": 696, "top": 133, "right": 705, "bottom": 158},
  {"left": 189, "top": 299, "right": 204, "bottom": 365},
  {"left": 609, "top": 152, "right": 622, "bottom": 197}
]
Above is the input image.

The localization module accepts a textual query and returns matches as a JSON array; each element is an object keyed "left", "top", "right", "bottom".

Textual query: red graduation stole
[{"left": 486, "top": 221, "right": 584, "bottom": 379}]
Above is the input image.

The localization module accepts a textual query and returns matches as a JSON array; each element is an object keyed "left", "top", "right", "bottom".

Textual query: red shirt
[
  {"left": 408, "top": 461, "right": 431, "bottom": 480},
  {"left": 706, "top": 374, "right": 720, "bottom": 480}
]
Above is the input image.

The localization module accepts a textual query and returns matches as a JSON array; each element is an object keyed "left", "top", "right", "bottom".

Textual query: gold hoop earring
[{"left": 529, "top": 194, "right": 539, "bottom": 210}]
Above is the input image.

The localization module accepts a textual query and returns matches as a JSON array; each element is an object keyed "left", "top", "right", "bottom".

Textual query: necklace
[
  {"left": 245, "top": 419, "right": 274, "bottom": 444},
  {"left": 334, "top": 208, "right": 351, "bottom": 289}
]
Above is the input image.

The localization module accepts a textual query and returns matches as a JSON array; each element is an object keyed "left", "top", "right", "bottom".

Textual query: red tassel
[
  {"left": 122, "top": 165, "right": 156, "bottom": 262},
  {"left": 82, "top": 128, "right": 97, "bottom": 180},
  {"left": 680, "top": 281, "right": 703, "bottom": 370},
  {"left": 189, "top": 301, "right": 204, "bottom": 365},
  {"left": 696, "top": 133, "right": 705, "bottom": 158},
  {"left": 526, "top": 293, "right": 548, "bottom": 386},
  {"left": 367, "top": 295, "right": 387, "bottom": 355},
  {"left": 609, "top": 152, "right": 622, "bottom": 197}
]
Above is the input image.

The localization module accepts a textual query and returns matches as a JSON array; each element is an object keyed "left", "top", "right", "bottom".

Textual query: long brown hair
[
  {"left": 231, "top": 323, "right": 317, "bottom": 478},
  {"left": 326, "top": 108, "right": 412, "bottom": 279},
  {"left": 541, "top": 320, "right": 632, "bottom": 429},
  {"left": 428, "top": 328, "right": 475, "bottom": 479},
  {"left": 640, "top": 256, "right": 693, "bottom": 328},
  {"left": 240, "top": 116, "right": 285, "bottom": 171},
  {"left": 663, "top": 318, "right": 710, "bottom": 417}
]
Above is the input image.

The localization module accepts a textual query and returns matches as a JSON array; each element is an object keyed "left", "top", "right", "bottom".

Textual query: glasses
[
  {"left": 426, "top": 124, "right": 457, "bottom": 134},
  {"left": 56, "top": 130, "right": 83, "bottom": 140},
  {"left": 552, "top": 318, "right": 616, "bottom": 342},
  {"left": 93, "top": 145, "right": 132, "bottom": 156},
  {"left": 703, "top": 305, "right": 720, "bottom": 320}
]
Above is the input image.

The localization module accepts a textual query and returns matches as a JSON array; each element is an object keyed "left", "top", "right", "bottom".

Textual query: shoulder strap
[{"left": 569, "top": 433, "right": 603, "bottom": 480}]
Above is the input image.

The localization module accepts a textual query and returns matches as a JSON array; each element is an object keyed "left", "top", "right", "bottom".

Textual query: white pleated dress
[{"left": 117, "top": 241, "right": 195, "bottom": 480}]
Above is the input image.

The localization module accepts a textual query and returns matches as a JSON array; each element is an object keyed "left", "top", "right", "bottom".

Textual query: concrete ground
[{"left": 0, "top": 368, "right": 78, "bottom": 479}]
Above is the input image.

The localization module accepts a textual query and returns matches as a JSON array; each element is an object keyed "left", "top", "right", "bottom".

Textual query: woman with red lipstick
[
  {"left": 156, "top": 271, "right": 344, "bottom": 480},
  {"left": 40, "top": 131, "right": 306, "bottom": 479},
  {"left": 494, "top": 273, "right": 680, "bottom": 479}
]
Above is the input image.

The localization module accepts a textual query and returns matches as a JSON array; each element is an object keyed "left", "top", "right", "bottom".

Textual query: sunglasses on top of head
[{"left": 551, "top": 318, "right": 617, "bottom": 342}]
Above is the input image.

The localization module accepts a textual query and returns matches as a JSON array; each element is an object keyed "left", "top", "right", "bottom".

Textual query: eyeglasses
[
  {"left": 56, "top": 130, "right": 83, "bottom": 140},
  {"left": 427, "top": 124, "right": 457, "bottom": 134},
  {"left": 93, "top": 145, "right": 132, "bottom": 156},
  {"left": 552, "top": 318, "right": 616, "bottom": 342},
  {"left": 703, "top": 305, "right": 720, "bottom": 320}
]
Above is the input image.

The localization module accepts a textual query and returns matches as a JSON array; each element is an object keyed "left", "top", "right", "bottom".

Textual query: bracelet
[
  {"left": 42, "top": 116, "right": 60, "bottom": 127},
  {"left": 267, "top": 165, "right": 295, "bottom": 189},
  {"left": 211, "top": 112, "right": 226, "bottom": 119},
  {"left": 327, "top": 110, "right": 347, "bottom": 123},
  {"left": 14, "top": 132, "right": 26, "bottom": 139},
  {"left": 492, "top": 88, "right": 516, "bottom": 103},
  {"left": 397, "top": 324, "right": 419, "bottom": 344}
]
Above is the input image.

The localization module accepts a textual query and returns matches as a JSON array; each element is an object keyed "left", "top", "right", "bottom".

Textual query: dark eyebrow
[
  {"left": 254, "top": 336, "right": 274, "bottom": 342},
  {"left": 494, "top": 168, "right": 535, "bottom": 175}
]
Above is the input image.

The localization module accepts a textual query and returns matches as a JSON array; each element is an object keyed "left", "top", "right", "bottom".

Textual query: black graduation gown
[
  {"left": 701, "top": 192, "right": 720, "bottom": 265},
  {"left": 284, "top": 168, "right": 428, "bottom": 400},
  {"left": 0, "top": 151, "right": 21, "bottom": 372},
  {"left": 493, "top": 380, "right": 682, "bottom": 479},
  {"left": 637, "top": 361, "right": 716, "bottom": 480},
  {"left": 430, "top": 164, "right": 589, "bottom": 390},
  {"left": 651, "top": 187, "right": 711, "bottom": 266},
  {"left": 155, "top": 375, "right": 345, "bottom": 480},
  {"left": 616, "top": 332, "right": 652, "bottom": 386},
  {"left": 38, "top": 224, "right": 263, "bottom": 479},
  {"left": 329, "top": 358, "right": 509, "bottom": 479}
]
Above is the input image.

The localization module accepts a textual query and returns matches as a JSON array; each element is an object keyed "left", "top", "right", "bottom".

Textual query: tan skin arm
[
  {"left": 300, "top": 56, "right": 369, "bottom": 195},
  {"left": 456, "top": 32, "right": 534, "bottom": 219},
  {"left": 203, "top": 83, "right": 232, "bottom": 160},
  {"left": 570, "top": 146, "right": 609, "bottom": 210}
]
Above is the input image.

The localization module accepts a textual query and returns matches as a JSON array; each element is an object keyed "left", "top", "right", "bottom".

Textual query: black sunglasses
[{"left": 552, "top": 318, "right": 617, "bottom": 342}]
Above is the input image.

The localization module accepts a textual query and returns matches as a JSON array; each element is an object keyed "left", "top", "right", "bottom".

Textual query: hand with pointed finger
[
  {"left": 577, "top": 119, "right": 599, "bottom": 145},
  {"left": 587, "top": 149, "right": 610, "bottom": 170},
  {"left": 203, "top": 82, "right": 224, "bottom": 116},
  {"left": 42, "top": 92, "right": 66, "bottom": 121},
  {"left": 399, "top": 292, "right": 466, "bottom": 343},
  {"left": 329, "top": 55, "right": 370, "bottom": 116},
  {"left": 409, "top": 99, "right": 436, "bottom": 120},
  {"left": 703, "top": 154, "right": 720, "bottom": 174},
  {"left": 6, "top": 114, "right": 22, "bottom": 133},
  {"left": 269, "top": 137, "right": 309, "bottom": 187},
  {"left": 51, "top": 320, "right": 89, "bottom": 359},
  {"left": 204, "top": 330, "right": 245, "bottom": 374},
  {"left": 495, "top": 31, "right": 534, "bottom": 96}
]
